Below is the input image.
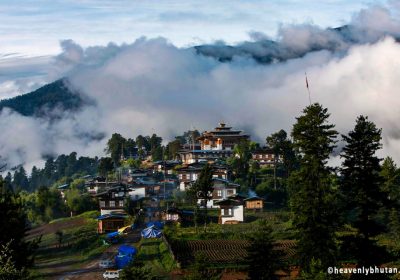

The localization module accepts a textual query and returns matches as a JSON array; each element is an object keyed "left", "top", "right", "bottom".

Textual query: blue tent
[
  {"left": 141, "top": 225, "right": 162, "bottom": 239},
  {"left": 146, "top": 221, "right": 164, "bottom": 229}
]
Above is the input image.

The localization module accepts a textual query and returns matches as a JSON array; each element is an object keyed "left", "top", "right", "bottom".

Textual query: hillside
[{"left": 0, "top": 79, "right": 85, "bottom": 117}]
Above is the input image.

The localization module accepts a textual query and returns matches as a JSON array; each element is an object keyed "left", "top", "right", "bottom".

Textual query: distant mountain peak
[{"left": 0, "top": 79, "right": 86, "bottom": 118}]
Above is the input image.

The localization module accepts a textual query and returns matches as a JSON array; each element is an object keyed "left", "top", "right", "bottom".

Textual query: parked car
[
  {"left": 103, "top": 270, "right": 121, "bottom": 279},
  {"left": 99, "top": 259, "right": 114, "bottom": 269}
]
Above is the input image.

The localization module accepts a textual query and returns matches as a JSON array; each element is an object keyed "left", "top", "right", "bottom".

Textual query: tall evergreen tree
[
  {"left": 29, "top": 167, "right": 41, "bottom": 191},
  {"left": 43, "top": 157, "right": 55, "bottom": 177},
  {"left": 106, "top": 133, "right": 127, "bottom": 165},
  {"left": 12, "top": 166, "right": 29, "bottom": 191},
  {"left": 125, "top": 138, "right": 136, "bottom": 158},
  {"left": 65, "top": 152, "right": 78, "bottom": 176},
  {"left": 289, "top": 103, "right": 338, "bottom": 271},
  {"left": 136, "top": 135, "right": 151, "bottom": 158},
  {"left": 166, "top": 139, "right": 181, "bottom": 160},
  {"left": 3, "top": 172, "right": 13, "bottom": 192},
  {"left": 340, "top": 116, "right": 387, "bottom": 270},
  {"left": 98, "top": 157, "right": 114, "bottom": 177}
]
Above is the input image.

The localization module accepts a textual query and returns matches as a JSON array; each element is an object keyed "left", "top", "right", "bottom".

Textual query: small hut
[{"left": 244, "top": 196, "right": 264, "bottom": 211}]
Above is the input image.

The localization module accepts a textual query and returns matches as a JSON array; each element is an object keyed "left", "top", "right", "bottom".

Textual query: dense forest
[{"left": 0, "top": 79, "right": 85, "bottom": 117}]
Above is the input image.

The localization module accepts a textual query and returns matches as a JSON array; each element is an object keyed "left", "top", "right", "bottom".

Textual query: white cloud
[{"left": 1, "top": 1, "right": 400, "bottom": 170}]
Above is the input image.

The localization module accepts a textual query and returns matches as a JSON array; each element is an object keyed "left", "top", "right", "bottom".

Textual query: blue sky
[{"left": 0, "top": 0, "right": 386, "bottom": 56}]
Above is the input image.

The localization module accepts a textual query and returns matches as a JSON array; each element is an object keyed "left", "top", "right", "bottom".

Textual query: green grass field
[
  {"left": 28, "top": 211, "right": 108, "bottom": 278},
  {"left": 136, "top": 238, "right": 177, "bottom": 278}
]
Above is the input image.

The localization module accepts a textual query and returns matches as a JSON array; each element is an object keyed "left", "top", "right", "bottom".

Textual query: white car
[
  {"left": 99, "top": 259, "right": 114, "bottom": 269},
  {"left": 103, "top": 270, "right": 121, "bottom": 279}
]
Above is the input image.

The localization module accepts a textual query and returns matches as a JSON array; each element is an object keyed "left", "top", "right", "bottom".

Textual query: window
[
  {"left": 227, "top": 189, "right": 234, "bottom": 195},
  {"left": 109, "top": 200, "right": 115, "bottom": 207},
  {"left": 100, "top": 201, "right": 105, "bottom": 208},
  {"left": 217, "top": 190, "right": 222, "bottom": 197},
  {"left": 223, "top": 208, "right": 232, "bottom": 216},
  {"left": 119, "top": 200, "right": 124, "bottom": 207}
]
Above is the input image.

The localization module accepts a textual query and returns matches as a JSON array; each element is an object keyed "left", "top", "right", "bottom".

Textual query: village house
[
  {"left": 94, "top": 184, "right": 130, "bottom": 215},
  {"left": 176, "top": 163, "right": 230, "bottom": 191},
  {"left": 179, "top": 122, "right": 249, "bottom": 164},
  {"left": 215, "top": 199, "right": 244, "bottom": 224},
  {"left": 97, "top": 213, "right": 127, "bottom": 234},
  {"left": 86, "top": 177, "right": 119, "bottom": 195},
  {"left": 251, "top": 147, "right": 283, "bottom": 168},
  {"left": 123, "top": 168, "right": 152, "bottom": 183},
  {"left": 198, "top": 178, "right": 239, "bottom": 208},
  {"left": 152, "top": 160, "right": 181, "bottom": 175}
]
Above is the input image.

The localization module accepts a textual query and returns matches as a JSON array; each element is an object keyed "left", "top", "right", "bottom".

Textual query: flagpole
[{"left": 305, "top": 72, "right": 312, "bottom": 105}]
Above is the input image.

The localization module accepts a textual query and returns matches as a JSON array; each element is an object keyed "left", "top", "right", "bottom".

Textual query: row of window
[
  {"left": 253, "top": 154, "right": 275, "bottom": 159},
  {"left": 99, "top": 200, "right": 124, "bottom": 208},
  {"left": 215, "top": 189, "right": 235, "bottom": 197}
]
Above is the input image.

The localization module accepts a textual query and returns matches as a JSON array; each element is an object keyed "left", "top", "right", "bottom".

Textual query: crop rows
[{"left": 170, "top": 239, "right": 296, "bottom": 266}]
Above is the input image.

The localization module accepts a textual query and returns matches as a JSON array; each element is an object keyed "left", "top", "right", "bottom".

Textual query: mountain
[{"left": 0, "top": 79, "right": 85, "bottom": 117}]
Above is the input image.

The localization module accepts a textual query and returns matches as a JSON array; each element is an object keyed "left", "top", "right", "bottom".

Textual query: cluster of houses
[{"left": 81, "top": 122, "right": 276, "bottom": 233}]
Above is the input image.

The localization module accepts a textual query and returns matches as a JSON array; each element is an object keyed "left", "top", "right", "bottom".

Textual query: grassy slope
[
  {"left": 136, "top": 238, "right": 177, "bottom": 278},
  {"left": 28, "top": 211, "right": 108, "bottom": 278}
]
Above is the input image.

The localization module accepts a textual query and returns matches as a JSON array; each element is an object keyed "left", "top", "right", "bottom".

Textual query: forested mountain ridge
[{"left": 0, "top": 79, "right": 86, "bottom": 117}]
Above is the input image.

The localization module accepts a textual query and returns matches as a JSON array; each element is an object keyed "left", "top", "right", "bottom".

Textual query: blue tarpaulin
[
  {"left": 115, "top": 255, "right": 132, "bottom": 269},
  {"left": 115, "top": 245, "right": 137, "bottom": 269},
  {"left": 141, "top": 225, "right": 162, "bottom": 239},
  {"left": 118, "top": 245, "right": 137, "bottom": 256},
  {"left": 106, "top": 231, "right": 119, "bottom": 239},
  {"left": 97, "top": 213, "right": 127, "bottom": 220},
  {"left": 146, "top": 221, "right": 164, "bottom": 229}
]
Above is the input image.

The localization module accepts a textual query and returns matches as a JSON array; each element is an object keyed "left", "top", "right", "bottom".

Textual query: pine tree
[
  {"left": 29, "top": 167, "right": 41, "bottom": 192},
  {"left": 12, "top": 166, "right": 29, "bottom": 191},
  {"left": 246, "top": 220, "right": 285, "bottom": 280},
  {"left": 106, "top": 133, "right": 127, "bottom": 165},
  {"left": 289, "top": 103, "right": 338, "bottom": 271},
  {"left": 340, "top": 116, "right": 387, "bottom": 269}
]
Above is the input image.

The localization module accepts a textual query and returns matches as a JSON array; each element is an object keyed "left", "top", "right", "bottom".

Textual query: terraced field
[{"left": 169, "top": 239, "right": 296, "bottom": 267}]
